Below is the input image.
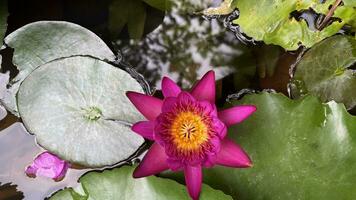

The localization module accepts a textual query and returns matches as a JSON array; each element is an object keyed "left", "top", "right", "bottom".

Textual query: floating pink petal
[
  {"left": 25, "top": 152, "right": 69, "bottom": 180},
  {"left": 127, "top": 70, "right": 256, "bottom": 200}
]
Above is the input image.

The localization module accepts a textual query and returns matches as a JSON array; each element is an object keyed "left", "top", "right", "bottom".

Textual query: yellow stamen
[{"left": 170, "top": 111, "right": 209, "bottom": 152}]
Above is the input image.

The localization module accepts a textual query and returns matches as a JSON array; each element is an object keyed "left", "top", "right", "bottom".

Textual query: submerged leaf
[
  {"left": 50, "top": 165, "right": 232, "bottom": 200},
  {"left": 143, "top": 0, "right": 172, "bottom": 11},
  {"left": 18, "top": 56, "right": 145, "bottom": 167},
  {"left": 226, "top": 0, "right": 356, "bottom": 50},
  {"left": 109, "top": 0, "right": 167, "bottom": 39},
  {"left": 1, "top": 21, "right": 116, "bottom": 115},
  {"left": 291, "top": 35, "right": 356, "bottom": 109},
  {"left": 199, "top": 92, "right": 356, "bottom": 199}
]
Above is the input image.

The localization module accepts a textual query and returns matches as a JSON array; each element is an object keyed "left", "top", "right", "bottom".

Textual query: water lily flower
[
  {"left": 126, "top": 71, "right": 256, "bottom": 200},
  {"left": 25, "top": 151, "right": 69, "bottom": 181}
]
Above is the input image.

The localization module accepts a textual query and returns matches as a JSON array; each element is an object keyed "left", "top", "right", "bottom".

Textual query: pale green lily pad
[
  {"left": 18, "top": 56, "right": 144, "bottom": 167},
  {"left": 1, "top": 21, "right": 116, "bottom": 115},
  {"left": 0, "top": 72, "right": 8, "bottom": 120},
  {"left": 50, "top": 165, "right": 232, "bottom": 200},
  {"left": 228, "top": 0, "right": 356, "bottom": 50},
  {"left": 291, "top": 35, "right": 356, "bottom": 109},
  {"left": 0, "top": 71, "right": 8, "bottom": 101},
  {"left": 197, "top": 92, "right": 356, "bottom": 199}
]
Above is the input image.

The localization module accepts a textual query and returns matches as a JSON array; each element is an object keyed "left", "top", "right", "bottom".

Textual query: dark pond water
[{"left": 0, "top": 0, "right": 319, "bottom": 199}]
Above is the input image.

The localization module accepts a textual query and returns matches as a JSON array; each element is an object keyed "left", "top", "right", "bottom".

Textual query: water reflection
[
  {"left": 120, "top": 0, "right": 243, "bottom": 89},
  {"left": 0, "top": 116, "right": 89, "bottom": 199}
]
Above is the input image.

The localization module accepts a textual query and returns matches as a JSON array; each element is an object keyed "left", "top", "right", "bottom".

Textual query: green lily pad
[
  {"left": 291, "top": 35, "right": 356, "bottom": 109},
  {"left": 18, "top": 56, "right": 145, "bottom": 167},
  {"left": 50, "top": 165, "right": 232, "bottom": 200},
  {"left": 229, "top": 0, "right": 355, "bottom": 50},
  {"left": 1, "top": 21, "right": 116, "bottom": 115},
  {"left": 198, "top": 92, "right": 356, "bottom": 199}
]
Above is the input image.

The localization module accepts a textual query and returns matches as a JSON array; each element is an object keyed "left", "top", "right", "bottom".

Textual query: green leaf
[
  {"left": 17, "top": 56, "right": 145, "bottom": 167},
  {"left": 229, "top": 0, "right": 356, "bottom": 50},
  {"left": 50, "top": 165, "right": 232, "bottom": 200},
  {"left": 345, "top": 0, "right": 356, "bottom": 6},
  {"left": 291, "top": 35, "right": 356, "bottom": 109},
  {"left": 199, "top": 92, "right": 356, "bottom": 199},
  {"left": 1, "top": 21, "right": 116, "bottom": 116}
]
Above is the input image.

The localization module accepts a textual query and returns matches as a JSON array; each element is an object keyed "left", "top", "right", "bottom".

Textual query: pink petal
[
  {"left": 25, "top": 165, "right": 38, "bottom": 176},
  {"left": 216, "top": 138, "right": 252, "bottom": 168},
  {"left": 162, "top": 77, "right": 181, "bottom": 97},
  {"left": 202, "top": 136, "right": 221, "bottom": 167},
  {"left": 184, "top": 165, "right": 202, "bottom": 200},
  {"left": 25, "top": 152, "right": 69, "bottom": 180},
  {"left": 178, "top": 91, "right": 196, "bottom": 104},
  {"left": 211, "top": 117, "right": 227, "bottom": 139},
  {"left": 161, "top": 92, "right": 194, "bottom": 113},
  {"left": 198, "top": 100, "right": 217, "bottom": 116},
  {"left": 126, "top": 92, "right": 163, "bottom": 120},
  {"left": 161, "top": 97, "right": 178, "bottom": 113},
  {"left": 132, "top": 121, "right": 154, "bottom": 140},
  {"left": 218, "top": 105, "right": 256, "bottom": 127},
  {"left": 191, "top": 70, "right": 215, "bottom": 103},
  {"left": 133, "top": 143, "right": 169, "bottom": 178}
]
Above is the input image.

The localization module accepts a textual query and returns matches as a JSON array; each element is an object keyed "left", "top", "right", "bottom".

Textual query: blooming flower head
[
  {"left": 25, "top": 151, "right": 69, "bottom": 181},
  {"left": 126, "top": 71, "right": 256, "bottom": 200}
]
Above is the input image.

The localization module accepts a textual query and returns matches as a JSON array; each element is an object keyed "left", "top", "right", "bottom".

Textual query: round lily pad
[
  {"left": 18, "top": 56, "right": 145, "bottom": 167},
  {"left": 1, "top": 21, "right": 116, "bottom": 115}
]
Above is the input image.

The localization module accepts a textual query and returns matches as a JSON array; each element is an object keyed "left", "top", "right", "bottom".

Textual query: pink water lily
[
  {"left": 25, "top": 151, "right": 69, "bottom": 181},
  {"left": 126, "top": 71, "right": 256, "bottom": 200}
]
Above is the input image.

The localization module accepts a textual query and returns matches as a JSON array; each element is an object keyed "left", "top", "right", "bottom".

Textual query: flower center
[
  {"left": 82, "top": 106, "right": 102, "bottom": 121},
  {"left": 170, "top": 111, "right": 209, "bottom": 152}
]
